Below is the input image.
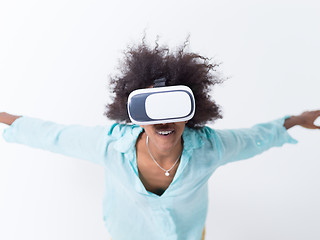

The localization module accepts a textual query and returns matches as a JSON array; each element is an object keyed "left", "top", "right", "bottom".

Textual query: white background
[{"left": 1, "top": 0, "right": 320, "bottom": 239}]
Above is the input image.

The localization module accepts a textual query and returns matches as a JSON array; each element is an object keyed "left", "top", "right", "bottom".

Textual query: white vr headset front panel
[{"left": 127, "top": 85, "right": 195, "bottom": 125}]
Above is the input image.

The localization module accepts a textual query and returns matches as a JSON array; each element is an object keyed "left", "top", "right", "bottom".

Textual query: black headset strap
[{"left": 153, "top": 77, "right": 166, "bottom": 87}]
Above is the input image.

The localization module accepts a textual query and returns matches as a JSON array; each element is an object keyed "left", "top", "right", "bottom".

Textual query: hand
[
  {"left": 296, "top": 110, "right": 320, "bottom": 129},
  {"left": 284, "top": 110, "right": 320, "bottom": 130},
  {"left": 0, "top": 112, "right": 22, "bottom": 126}
]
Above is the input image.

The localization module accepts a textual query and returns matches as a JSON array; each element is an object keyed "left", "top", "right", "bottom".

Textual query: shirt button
[{"left": 256, "top": 141, "right": 261, "bottom": 146}]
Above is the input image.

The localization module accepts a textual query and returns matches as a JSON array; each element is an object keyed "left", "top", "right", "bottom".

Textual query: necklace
[{"left": 146, "top": 136, "right": 182, "bottom": 177}]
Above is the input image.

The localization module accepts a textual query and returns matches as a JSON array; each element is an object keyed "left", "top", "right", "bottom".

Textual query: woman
[{"left": 1, "top": 41, "right": 319, "bottom": 240}]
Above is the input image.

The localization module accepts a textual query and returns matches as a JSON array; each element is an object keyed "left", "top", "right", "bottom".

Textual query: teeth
[{"left": 157, "top": 130, "right": 173, "bottom": 135}]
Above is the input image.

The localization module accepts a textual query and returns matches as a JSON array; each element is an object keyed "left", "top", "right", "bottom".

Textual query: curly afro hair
[{"left": 105, "top": 40, "right": 224, "bottom": 129}]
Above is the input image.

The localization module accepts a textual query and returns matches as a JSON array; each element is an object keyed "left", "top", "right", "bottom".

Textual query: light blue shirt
[{"left": 2, "top": 116, "right": 297, "bottom": 240}]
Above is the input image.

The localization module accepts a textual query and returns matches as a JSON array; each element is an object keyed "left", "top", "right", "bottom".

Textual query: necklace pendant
[{"left": 165, "top": 171, "right": 170, "bottom": 176}]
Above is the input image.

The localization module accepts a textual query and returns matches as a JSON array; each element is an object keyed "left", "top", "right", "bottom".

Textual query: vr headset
[{"left": 127, "top": 78, "right": 195, "bottom": 125}]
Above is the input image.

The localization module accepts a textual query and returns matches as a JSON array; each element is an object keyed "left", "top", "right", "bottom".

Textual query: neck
[{"left": 145, "top": 134, "right": 183, "bottom": 164}]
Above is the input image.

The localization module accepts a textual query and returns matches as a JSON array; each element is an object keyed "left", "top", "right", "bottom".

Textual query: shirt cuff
[
  {"left": 279, "top": 115, "right": 298, "bottom": 144},
  {"left": 2, "top": 116, "right": 27, "bottom": 142}
]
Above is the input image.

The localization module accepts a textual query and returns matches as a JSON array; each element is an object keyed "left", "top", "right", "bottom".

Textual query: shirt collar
[
  {"left": 113, "top": 124, "right": 204, "bottom": 155},
  {"left": 113, "top": 124, "right": 144, "bottom": 153},
  {"left": 182, "top": 126, "right": 204, "bottom": 152}
]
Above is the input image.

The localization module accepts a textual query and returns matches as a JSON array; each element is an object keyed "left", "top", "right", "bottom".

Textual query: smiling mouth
[{"left": 156, "top": 130, "right": 175, "bottom": 136}]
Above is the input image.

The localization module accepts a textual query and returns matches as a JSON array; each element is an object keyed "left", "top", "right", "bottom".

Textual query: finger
[
  {"left": 307, "top": 110, "right": 320, "bottom": 115},
  {"left": 314, "top": 115, "right": 320, "bottom": 125},
  {"left": 312, "top": 123, "right": 320, "bottom": 129}
]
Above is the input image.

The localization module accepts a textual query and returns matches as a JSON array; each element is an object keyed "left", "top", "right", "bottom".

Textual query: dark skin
[
  {"left": 283, "top": 111, "right": 320, "bottom": 129},
  {"left": 1, "top": 111, "right": 320, "bottom": 196},
  {"left": 136, "top": 134, "right": 180, "bottom": 196},
  {"left": 136, "top": 122, "right": 186, "bottom": 195}
]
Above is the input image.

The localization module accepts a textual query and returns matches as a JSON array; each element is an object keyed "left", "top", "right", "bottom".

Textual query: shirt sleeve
[
  {"left": 213, "top": 116, "right": 298, "bottom": 165},
  {"left": 2, "top": 116, "right": 113, "bottom": 165}
]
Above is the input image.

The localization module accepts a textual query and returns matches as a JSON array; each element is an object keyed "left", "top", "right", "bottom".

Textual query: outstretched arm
[
  {"left": 284, "top": 110, "right": 320, "bottom": 130},
  {"left": 214, "top": 110, "right": 320, "bottom": 165},
  {"left": 0, "top": 112, "right": 21, "bottom": 126},
  {"left": 1, "top": 113, "right": 111, "bottom": 164}
]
